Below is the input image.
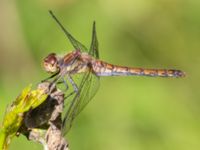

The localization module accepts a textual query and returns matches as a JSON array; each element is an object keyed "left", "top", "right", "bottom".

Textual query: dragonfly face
[{"left": 43, "top": 53, "right": 59, "bottom": 73}]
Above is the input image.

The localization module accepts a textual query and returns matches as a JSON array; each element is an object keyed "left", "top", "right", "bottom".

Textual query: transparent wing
[
  {"left": 49, "top": 11, "right": 100, "bottom": 134},
  {"left": 62, "top": 71, "right": 100, "bottom": 135},
  {"left": 49, "top": 11, "right": 88, "bottom": 52},
  {"left": 89, "top": 21, "right": 99, "bottom": 58}
]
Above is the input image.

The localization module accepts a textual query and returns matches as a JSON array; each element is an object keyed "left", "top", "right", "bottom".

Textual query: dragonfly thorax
[{"left": 43, "top": 50, "right": 91, "bottom": 75}]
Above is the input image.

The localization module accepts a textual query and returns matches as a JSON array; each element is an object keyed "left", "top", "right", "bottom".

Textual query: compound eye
[{"left": 44, "top": 53, "right": 57, "bottom": 66}]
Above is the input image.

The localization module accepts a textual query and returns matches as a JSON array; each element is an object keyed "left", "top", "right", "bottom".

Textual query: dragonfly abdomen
[{"left": 92, "top": 61, "right": 185, "bottom": 77}]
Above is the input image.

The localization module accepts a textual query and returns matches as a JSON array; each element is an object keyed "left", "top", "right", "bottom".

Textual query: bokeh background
[{"left": 0, "top": 0, "right": 199, "bottom": 150}]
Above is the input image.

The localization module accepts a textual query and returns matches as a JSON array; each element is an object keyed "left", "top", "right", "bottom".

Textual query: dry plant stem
[{"left": 23, "top": 82, "right": 69, "bottom": 150}]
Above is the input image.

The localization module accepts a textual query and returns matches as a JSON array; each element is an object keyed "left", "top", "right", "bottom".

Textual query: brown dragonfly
[{"left": 43, "top": 11, "right": 185, "bottom": 135}]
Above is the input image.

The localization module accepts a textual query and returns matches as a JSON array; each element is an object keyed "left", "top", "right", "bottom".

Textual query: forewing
[
  {"left": 89, "top": 21, "right": 99, "bottom": 58},
  {"left": 49, "top": 11, "right": 88, "bottom": 52},
  {"left": 62, "top": 71, "right": 100, "bottom": 135},
  {"left": 49, "top": 11, "right": 101, "bottom": 135}
]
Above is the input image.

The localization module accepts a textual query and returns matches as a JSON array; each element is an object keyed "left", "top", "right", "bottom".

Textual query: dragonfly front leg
[
  {"left": 42, "top": 71, "right": 60, "bottom": 82},
  {"left": 46, "top": 73, "right": 62, "bottom": 93}
]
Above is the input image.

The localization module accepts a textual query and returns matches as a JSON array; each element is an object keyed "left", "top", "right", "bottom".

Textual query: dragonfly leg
[
  {"left": 41, "top": 72, "right": 59, "bottom": 82},
  {"left": 64, "top": 91, "right": 76, "bottom": 100},
  {"left": 62, "top": 77, "right": 69, "bottom": 92},
  {"left": 47, "top": 74, "right": 61, "bottom": 93},
  {"left": 63, "top": 75, "right": 79, "bottom": 100},
  {"left": 57, "top": 81, "right": 63, "bottom": 84},
  {"left": 67, "top": 75, "right": 79, "bottom": 93},
  {"left": 51, "top": 76, "right": 75, "bottom": 103}
]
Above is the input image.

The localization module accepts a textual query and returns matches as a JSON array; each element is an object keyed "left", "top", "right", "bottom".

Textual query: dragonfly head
[{"left": 43, "top": 53, "right": 59, "bottom": 73}]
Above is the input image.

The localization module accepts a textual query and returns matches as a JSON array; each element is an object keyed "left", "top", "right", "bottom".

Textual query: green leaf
[{"left": 0, "top": 85, "right": 47, "bottom": 150}]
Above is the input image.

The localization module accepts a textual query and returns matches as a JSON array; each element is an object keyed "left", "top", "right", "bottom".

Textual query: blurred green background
[{"left": 0, "top": 0, "right": 199, "bottom": 150}]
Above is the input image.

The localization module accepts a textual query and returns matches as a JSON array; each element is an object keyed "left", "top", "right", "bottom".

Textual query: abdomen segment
[{"left": 92, "top": 61, "right": 185, "bottom": 78}]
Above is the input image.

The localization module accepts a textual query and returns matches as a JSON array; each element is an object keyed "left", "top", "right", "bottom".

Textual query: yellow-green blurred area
[{"left": 0, "top": 0, "right": 199, "bottom": 150}]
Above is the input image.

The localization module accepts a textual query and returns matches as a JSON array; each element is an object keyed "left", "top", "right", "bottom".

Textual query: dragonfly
[{"left": 43, "top": 11, "right": 185, "bottom": 135}]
